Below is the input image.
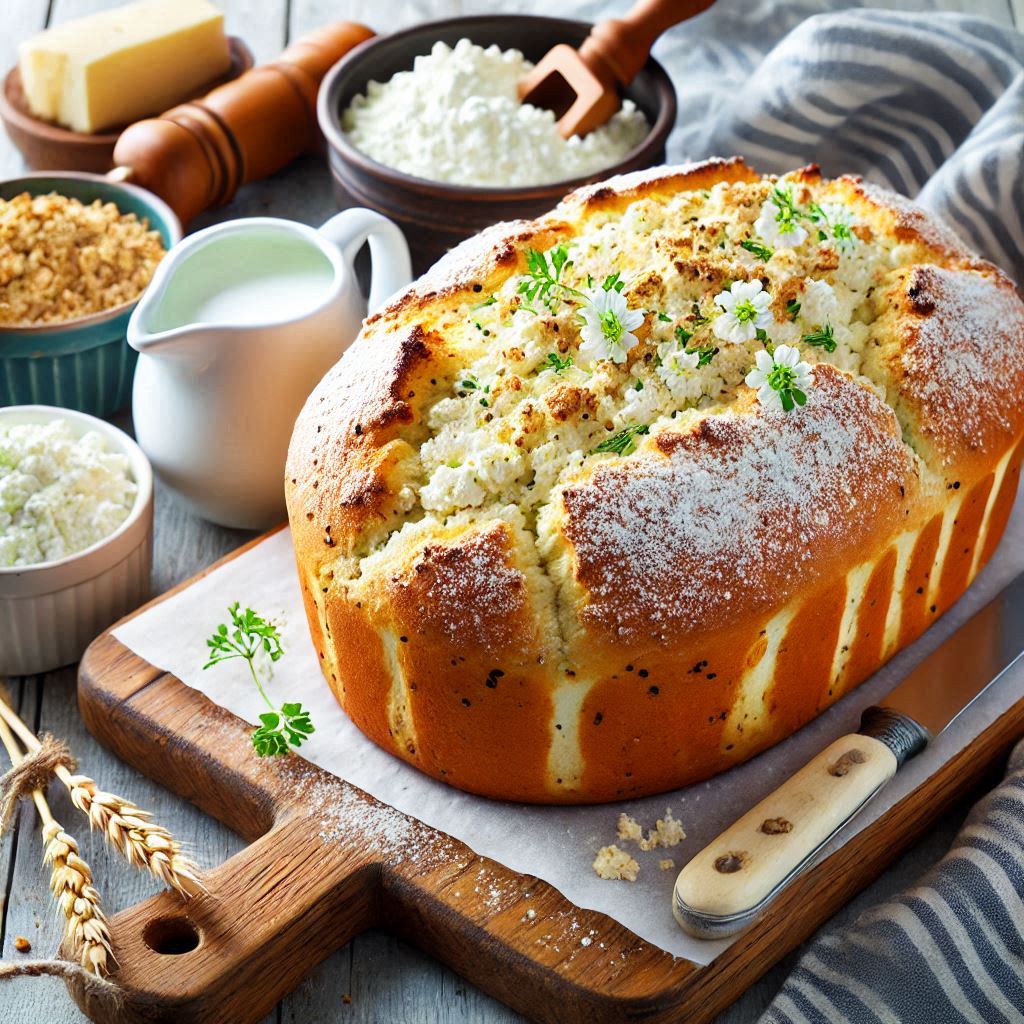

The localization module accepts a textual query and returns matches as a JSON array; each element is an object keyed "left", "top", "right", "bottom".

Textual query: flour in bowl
[
  {"left": 0, "top": 420, "right": 137, "bottom": 566},
  {"left": 341, "top": 38, "right": 650, "bottom": 188}
]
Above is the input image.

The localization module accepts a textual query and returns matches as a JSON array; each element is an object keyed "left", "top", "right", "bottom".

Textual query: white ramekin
[{"left": 0, "top": 405, "right": 154, "bottom": 675}]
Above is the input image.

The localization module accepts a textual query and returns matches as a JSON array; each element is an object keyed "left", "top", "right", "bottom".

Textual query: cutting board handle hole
[{"left": 143, "top": 916, "right": 201, "bottom": 955}]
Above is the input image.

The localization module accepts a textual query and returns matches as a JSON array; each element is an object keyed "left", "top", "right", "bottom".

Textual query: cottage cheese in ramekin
[
  {"left": 0, "top": 418, "right": 138, "bottom": 566},
  {"left": 341, "top": 38, "right": 650, "bottom": 188}
]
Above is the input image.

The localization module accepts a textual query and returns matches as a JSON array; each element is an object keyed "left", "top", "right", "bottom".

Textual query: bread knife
[{"left": 673, "top": 570, "right": 1024, "bottom": 939}]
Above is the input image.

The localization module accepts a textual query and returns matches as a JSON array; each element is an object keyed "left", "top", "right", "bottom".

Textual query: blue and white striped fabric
[
  {"left": 639, "top": 3, "right": 1024, "bottom": 1020},
  {"left": 762, "top": 737, "right": 1024, "bottom": 1024},
  {"left": 649, "top": 3, "right": 1024, "bottom": 282}
]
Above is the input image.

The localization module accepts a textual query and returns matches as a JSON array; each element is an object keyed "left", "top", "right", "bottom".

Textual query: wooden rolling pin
[{"left": 111, "top": 23, "right": 373, "bottom": 225}]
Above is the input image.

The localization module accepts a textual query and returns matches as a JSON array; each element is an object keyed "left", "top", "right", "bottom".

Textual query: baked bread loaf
[{"left": 286, "top": 159, "right": 1024, "bottom": 804}]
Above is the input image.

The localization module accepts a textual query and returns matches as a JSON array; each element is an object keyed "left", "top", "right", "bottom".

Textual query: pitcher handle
[{"left": 318, "top": 209, "right": 412, "bottom": 314}]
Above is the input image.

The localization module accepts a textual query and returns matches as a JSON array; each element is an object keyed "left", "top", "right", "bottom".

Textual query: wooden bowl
[
  {"left": 0, "top": 36, "right": 254, "bottom": 174},
  {"left": 317, "top": 16, "right": 677, "bottom": 273}
]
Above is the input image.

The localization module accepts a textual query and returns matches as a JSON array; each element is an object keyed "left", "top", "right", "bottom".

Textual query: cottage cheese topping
[
  {"left": 411, "top": 175, "right": 888, "bottom": 524},
  {"left": 341, "top": 38, "right": 650, "bottom": 188},
  {"left": 0, "top": 420, "right": 137, "bottom": 567}
]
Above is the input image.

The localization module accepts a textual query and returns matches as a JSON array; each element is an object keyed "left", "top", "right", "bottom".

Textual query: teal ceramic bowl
[{"left": 0, "top": 173, "right": 182, "bottom": 416}]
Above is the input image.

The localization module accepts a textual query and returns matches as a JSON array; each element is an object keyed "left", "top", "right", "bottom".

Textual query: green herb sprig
[
  {"left": 204, "top": 601, "right": 315, "bottom": 757},
  {"left": 686, "top": 344, "right": 719, "bottom": 368},
  {"left": 594, "top": 423, "right": 650, "bottom": 456},
  {"left": 517, "top": 245, "right": 585, "bottom": 312},
  {"left": 545, "top": 352, "right": 574, "bottom": 373},
  {"left": 802, "top": 323, "right": 837, "bottom": 352},
  {"left": 740, "top": 239, "right": 774, "bottom": 263}
]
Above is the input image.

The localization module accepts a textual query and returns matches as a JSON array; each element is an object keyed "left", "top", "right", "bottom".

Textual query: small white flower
[
  {"left": 713, "top": 279, "right": 775, "bottom": 344},
  {"left": 578, "top": 286, "right": 645, "bottom": 364},
  {"left": 661, "top": 347, "right": 700, "bottom": 378},
  {"left": 754, "top": 198, "right": 808, "bottom": 248},
  {"left": 816, "top": 202, "right": 857, "bottom": 253},
  {"left": 745, "top": 344, "right": 815, "bottom": 413},
  {"left": 656, "top": 346, "right": 703, "bottom": 400}
]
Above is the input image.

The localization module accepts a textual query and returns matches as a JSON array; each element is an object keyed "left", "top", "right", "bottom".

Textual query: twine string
[{"left": 0, "top": 734, "right": 76, "bottom": 833}]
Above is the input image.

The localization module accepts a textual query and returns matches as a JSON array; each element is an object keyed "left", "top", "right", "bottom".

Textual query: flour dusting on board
[{"left": 112, "top": 514, "right": 1024, "bottom": 967}]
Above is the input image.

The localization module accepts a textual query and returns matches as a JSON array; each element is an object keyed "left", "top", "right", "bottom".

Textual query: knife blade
[{"left": 673, "top": 570, "right": 1024, "bottom": 940}]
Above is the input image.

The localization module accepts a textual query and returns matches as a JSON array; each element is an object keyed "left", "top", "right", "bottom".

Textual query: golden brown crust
[{"left": 286, "top": 160, "right": 1024, "bottom": 803}]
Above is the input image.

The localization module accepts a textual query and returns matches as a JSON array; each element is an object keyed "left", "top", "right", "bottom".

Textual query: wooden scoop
[{"left": 519, "top": 0, "right": 715, "bottom": 138}]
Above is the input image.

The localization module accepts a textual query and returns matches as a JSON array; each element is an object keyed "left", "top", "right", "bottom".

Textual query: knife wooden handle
[{"left": 673, "top": 733, "right": 898, "bottom": 938}]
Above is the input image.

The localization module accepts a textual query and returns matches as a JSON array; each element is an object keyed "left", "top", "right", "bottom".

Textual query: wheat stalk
[
  {"left": 0, "top": 713, "right": 114, "bottom": 977},
  {"left": 63, "top": 773, "right": 204, "bottom": 898},
  {"left": 0, "top": 697, "right": 204, "bottom": 899}
]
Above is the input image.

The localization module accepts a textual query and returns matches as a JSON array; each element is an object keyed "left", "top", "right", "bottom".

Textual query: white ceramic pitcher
[{"left": 128, "top": 209, "right": 411, "bottom": 529}]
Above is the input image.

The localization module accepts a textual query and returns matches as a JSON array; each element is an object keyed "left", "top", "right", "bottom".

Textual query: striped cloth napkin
[
  {"left": 647, "top": 4, "right": 1024, "bottom": 1021},
  {"left": 651, "top": 2, "right": 1024, "bottom": 282}
]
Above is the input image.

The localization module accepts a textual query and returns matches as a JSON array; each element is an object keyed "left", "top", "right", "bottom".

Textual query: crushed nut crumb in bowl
[
  {"left": 0, "top": 173, "right": 182, "bottom": 417},
  {"left": 318, "top": 15, "right": 676, "bottom": 273},
  {"left": 0, "top": 405, "right": 153, "bottom": 675}
]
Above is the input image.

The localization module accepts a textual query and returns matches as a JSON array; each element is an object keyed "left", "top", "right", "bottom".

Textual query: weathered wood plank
[
  {"left": 0, "top": 679, "right": 26, "bottom": 936},
  {"left": 0, "top": 0, "right": 48, "bottom": 178}
]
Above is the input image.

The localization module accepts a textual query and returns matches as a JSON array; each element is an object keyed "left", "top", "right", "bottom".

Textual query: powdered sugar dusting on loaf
[
  {"left": 558, "top": 367, "right": 916, "bottom": 640},
  {"left": 850, "top": 178, "right": 970, "bottom": 257},
  {"left": 892, "top": 264, "right": 1024, "bottom": 467},
  {"left": 389, "top": 518, "right": 533, "bottom": 649}
]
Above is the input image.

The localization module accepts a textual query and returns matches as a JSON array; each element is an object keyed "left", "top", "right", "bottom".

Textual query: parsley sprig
[
  {"left": 802, "top": 323, "right": 837, "bottom": 352},
  {"left": 204, "top": 601, "right": 315, "bottom": 757},
  {"left": 594, "top": 423, "right": 650, "bottom": 456},
  {"left": 545, "top": 352, "right": 573, "bottom": 373}
]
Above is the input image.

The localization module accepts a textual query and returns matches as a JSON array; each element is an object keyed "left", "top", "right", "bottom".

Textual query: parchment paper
[{"left": 113, "top": 487, "right": 1024, "bottom": 967}]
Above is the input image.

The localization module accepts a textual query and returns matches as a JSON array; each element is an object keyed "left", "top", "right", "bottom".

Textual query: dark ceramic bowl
[{"left": 318, "top": 15, "right": 677, "bottom": 273}]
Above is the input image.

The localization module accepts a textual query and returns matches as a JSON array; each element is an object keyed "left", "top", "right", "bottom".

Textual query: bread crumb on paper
[
  {"left": 617, "top": 808, "right": 687, "bottom": 851},
  {"left": 616, "top": 812, "right": 643, "bottom": 845},
  {"left": 592, "top": 844, "right": 640, "bottom": 882},
  {"left": 646, "top": 808, "right": 686, "bottom": 850}
]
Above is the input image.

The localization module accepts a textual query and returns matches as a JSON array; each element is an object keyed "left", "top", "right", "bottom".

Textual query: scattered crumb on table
[
  {"left": 659, "top": 858, "right": 675, "bottom": 871},
  {"left": 593, "top": 844, "right": 640, "bottom": 881}
]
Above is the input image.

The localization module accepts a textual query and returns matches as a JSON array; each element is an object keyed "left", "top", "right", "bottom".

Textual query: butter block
[{"left": 18, "top": 0, "right": 231, "bottom": 134}]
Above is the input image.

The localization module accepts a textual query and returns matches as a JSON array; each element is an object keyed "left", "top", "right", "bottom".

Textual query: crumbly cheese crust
[{"left": 286, "top": 159, "right": 1024, "bottom": 803}]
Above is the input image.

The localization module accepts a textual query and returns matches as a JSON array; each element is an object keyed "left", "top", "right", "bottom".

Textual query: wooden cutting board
[{"left": 74, "top": 531, "right": 1024, "bottom": 1024}]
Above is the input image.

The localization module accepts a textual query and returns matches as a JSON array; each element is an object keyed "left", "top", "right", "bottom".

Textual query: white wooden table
[{"left": 1, "top": 1, "right": 1021, "bottom": 1021}]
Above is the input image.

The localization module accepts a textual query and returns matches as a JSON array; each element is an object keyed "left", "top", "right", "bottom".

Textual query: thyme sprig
[{"left": 802, "top": 323, "right": 837, "bottom": 351}]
